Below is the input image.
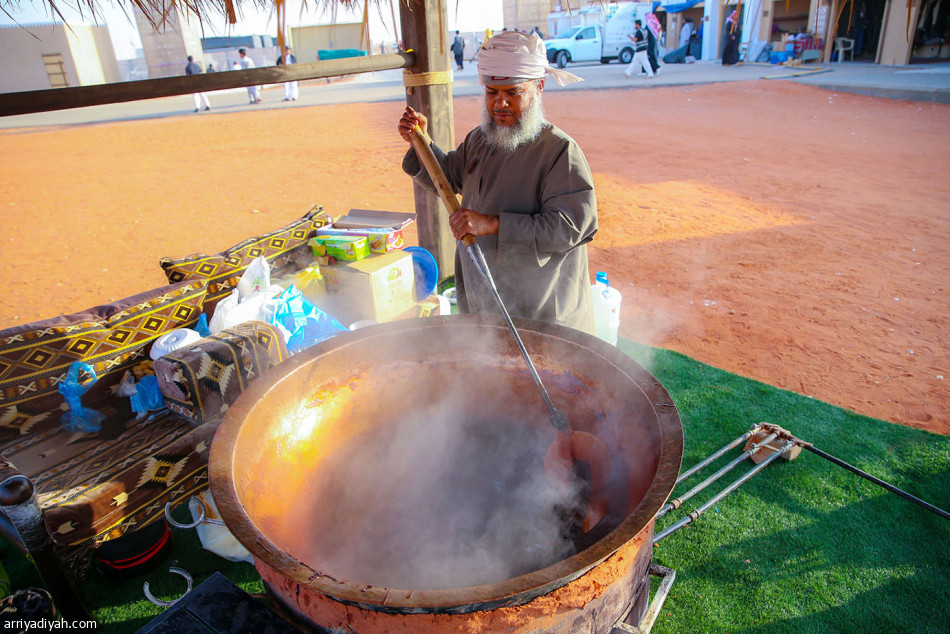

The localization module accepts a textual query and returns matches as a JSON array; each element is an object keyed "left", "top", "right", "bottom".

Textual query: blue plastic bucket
[{"left": 404, "top": 246, "right": 439, "bottom": 301}]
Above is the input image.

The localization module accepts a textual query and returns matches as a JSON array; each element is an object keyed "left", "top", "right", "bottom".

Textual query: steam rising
[{"left": 285, "top": 401, "right": 585, "bottom": 590}]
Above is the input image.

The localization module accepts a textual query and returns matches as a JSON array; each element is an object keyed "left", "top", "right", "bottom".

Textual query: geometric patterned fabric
[
  {"left": 159, "top": 206, "right": 330, "bottom": 313},
  {"left": 0, "top": 280, "right": 208, "bottom": 439},
  {"left": 0, "top": 324, "right": 283, "bottom": 563},
  {"left": 0, "top": 409, "right": 215, "bottom": 552},
  {"left": 154, "top": 320, "right": 288, "bottom": 426},
  {"left": 0, "top": 322, "right": 288, "bottom": 552}
]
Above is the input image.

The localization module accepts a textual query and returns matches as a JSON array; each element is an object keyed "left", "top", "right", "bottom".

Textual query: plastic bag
[
  {"left": 293, "top": 263, "right": 327, "bottom": 303},
  {"left": 58, "top": 362, "right": 106, "bottom": 433},
  {"left": 208, "top": 286, "right": 282, "bottom": 334},
  {"left": 117, "top": 370, "right": 165, "bottom": 415},
  {"left": 195, "top": 313, "right": 211, "bottom": 338},
  {"left": 271, "top": 285, "right": 346, "bottom": 353},
  {"left": 189, "top": 492, "right": 254, "bottom": 564},
  {"left": 236, "top": 255, "right": 271, "bottom": 301},
  {"left": 131, "top": 375, "right": 164, "bottom": 414}
]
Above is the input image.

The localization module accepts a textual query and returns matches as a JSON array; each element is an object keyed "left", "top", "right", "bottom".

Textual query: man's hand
[
  {"left": 398, "top": 106, "right": 428, "bottom": 143},
  {"left": 449, "top": 208, "right": 499, "bottom": 241}
]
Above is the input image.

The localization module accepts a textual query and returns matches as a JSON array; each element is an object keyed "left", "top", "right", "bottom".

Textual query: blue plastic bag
[
  {"left": 130, "top": 375, "right": 165, "bottom": 414},
  {"left": 58, "top": 362, "right": 106, "bottom": 433},
  {"left": 272, "top": 285, "right": 347, "bottom": 353},
  {"left": 195, "top": 313, "right": 211, "bottom": 338}
]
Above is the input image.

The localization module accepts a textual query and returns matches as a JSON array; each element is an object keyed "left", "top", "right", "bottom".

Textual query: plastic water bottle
[{"left": 592, "top": 271, "right": 622, "bottom": 346}]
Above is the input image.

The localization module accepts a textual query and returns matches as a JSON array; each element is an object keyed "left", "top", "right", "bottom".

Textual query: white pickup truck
[{"left": 544, "top": 2, "right": 653, "bottom": 68}]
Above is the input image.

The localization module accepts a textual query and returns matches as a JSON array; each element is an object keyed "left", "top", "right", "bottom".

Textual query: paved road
[{"left": 2, "top": 59, "right": 947, "bottom": 129}]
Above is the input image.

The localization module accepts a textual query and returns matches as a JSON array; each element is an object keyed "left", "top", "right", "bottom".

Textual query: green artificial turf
[
  {"left": 1, "top": 339, "right": 947, "bottom": 632},
  {"left": 619, "top": 340, "right": 950, "bottom": 634}
]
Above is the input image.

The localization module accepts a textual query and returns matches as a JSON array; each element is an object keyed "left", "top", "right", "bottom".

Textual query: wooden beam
[
  {"left": 0, "top": 53, "right": 414, "bottom": 118},
  {"left": 400, "top": 0, "right": 458, "bottom": 283}
]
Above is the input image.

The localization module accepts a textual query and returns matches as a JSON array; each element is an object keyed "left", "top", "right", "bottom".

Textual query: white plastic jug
[{"left": 591, "top": 271, "right": 622, "bottom": 346}]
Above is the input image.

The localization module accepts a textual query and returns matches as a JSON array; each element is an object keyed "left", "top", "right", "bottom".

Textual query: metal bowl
[{"left": 209, "top": 314, "right": 682, "bottom": 619}]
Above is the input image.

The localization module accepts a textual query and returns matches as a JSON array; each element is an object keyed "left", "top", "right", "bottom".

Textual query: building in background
[
  {"left": 662, "top": 0, "right": 930, "bottom": 65},
  {"left": 0, "top": 22, "right": 120, "bottom": 92},
  {"left": 200, "top": 35, "right": 278, "bottom": 74},
  {"left": 290, "top": 22, "right": 366, "bottom": 63},
  {"left": 507, "top": 0, "right": 928, "bottom": 65},
  {"left": 504, "top": 0, "right": 560, "bottom": 35},
  {"left": 133, "top": 4, "right": 207, "bottom": 78}
]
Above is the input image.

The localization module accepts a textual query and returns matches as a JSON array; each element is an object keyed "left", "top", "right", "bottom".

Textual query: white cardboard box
[{"left": 321, "top": 250, "right": 415, "bottom": 324}]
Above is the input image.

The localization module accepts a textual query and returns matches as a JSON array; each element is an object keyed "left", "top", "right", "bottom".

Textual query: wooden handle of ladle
[{"left": 409, "top": 125, "right": 477, "bottom": 248}]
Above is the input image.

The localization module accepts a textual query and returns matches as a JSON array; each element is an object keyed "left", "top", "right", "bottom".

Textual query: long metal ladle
[
  {"left": 408, "top": 125, "right": 611, "bottom": 532},
  {"left": 409, "top": 125, "right": 568, "bottom": 433}
]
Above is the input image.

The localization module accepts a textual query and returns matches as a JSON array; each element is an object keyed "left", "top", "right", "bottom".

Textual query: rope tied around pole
[{"left": 402, "top": 69, "right": 454, "bottom": 94}]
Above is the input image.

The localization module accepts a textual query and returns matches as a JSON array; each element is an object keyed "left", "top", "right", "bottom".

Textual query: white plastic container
[
  {"left": 591, "top": 271, "right": 622, "bottom": 346},
  {"left": 149, "top": 328, "right": 202, "bottom": 360}
]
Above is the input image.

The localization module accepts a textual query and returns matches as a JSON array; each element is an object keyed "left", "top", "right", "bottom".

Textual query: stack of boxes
[{"left": 303, "top": 209, "right": 440, "bottom": 326}]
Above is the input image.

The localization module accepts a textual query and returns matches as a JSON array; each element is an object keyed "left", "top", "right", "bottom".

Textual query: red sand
[{"left": 1, "top": 80, "right": 946, "bottom": 434}]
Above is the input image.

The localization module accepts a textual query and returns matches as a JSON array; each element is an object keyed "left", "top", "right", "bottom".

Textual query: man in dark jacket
[
  {"left": 184, "top": 56, "right": 210, "bottom": 112},
  {"left": 451, "top": 31, "right": 465, "bottom": 70},
  {"left": 276, "top": 46, "right": 299, "bottom": 101}
]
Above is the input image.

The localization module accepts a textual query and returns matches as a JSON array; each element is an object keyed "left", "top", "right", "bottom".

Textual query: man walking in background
[
  {"left": 238, "top": 48, "right": 261, "bottom": 104},
  {"left": 277, "top": 45, "right": 299, "bottom": 101},
  {"left": 452, "top": 31, "right": 466, "bottom": 70},
  {"left": 184, "top": 55, "right": 210, "bottom": 112},
  {"left": 624, "top": 20, "right": 654, "bottom": 78}
]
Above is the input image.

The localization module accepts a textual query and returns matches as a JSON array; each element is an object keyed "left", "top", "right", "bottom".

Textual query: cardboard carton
[
  {"left": 316, "top": 227, "right": 405, "bottom": 254},
  {"left": 333, "top": 209, "right": 416, "bottom": 230},
  {"left": 309, "top": 235, "right": 370, "bottom": 261},
  {"left": 321, "top": 251, "right": 415, "bottom": 324}
]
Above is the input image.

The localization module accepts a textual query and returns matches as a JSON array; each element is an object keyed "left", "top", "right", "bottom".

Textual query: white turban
[{"left": 477, "top": 31, "right": 583, "bottom": 87}]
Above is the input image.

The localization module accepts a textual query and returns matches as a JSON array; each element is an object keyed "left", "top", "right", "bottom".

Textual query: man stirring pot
[{"left": 397, "top": 31, "right": 598, "bottom": 333}]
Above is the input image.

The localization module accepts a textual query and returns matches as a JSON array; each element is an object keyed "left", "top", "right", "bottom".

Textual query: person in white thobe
[{"left": 238, "top": 48, "right": 261, "bottom": 103}]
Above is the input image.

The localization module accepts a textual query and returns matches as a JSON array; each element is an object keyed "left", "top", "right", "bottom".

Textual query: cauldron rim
[{"left": 209, "top": 314, "right": 683, "bottom": 613}]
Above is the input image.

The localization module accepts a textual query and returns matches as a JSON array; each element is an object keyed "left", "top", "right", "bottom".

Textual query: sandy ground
[{"left": 0, "top": 80, "right": 946, "bottom": 434}]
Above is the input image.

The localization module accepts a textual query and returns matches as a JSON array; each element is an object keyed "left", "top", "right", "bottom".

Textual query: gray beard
[{"left": 480, "top": 99, "right": 547, "bottom": 152}]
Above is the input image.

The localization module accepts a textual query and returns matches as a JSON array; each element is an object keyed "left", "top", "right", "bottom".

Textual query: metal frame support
[
  {"left": 654, "top": 441, "right": 794, "bottom": 544},
  {"left": 610, "top": 563, "right": 677, "bottom": 634},
  {"left": 656, "top": 430, "right": 779, "bottom": 520}
]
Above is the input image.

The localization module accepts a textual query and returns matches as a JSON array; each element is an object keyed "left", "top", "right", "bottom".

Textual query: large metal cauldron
[{"left": 209, "top": 315, "right": 683, "bottom": 633}]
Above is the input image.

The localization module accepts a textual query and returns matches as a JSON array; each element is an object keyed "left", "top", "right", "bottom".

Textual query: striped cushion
[
  {"left": 0, "top": 280, "right": 208, "bottom": 440},
  {"left": 159, "top": 206, "right": 330, "bottom": 313}
]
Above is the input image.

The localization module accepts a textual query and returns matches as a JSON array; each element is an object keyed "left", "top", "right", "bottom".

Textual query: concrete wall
[
  {"left": 0, "top": 22, "right": 118, "bottom": 92},
  {"left": 67, "top": 25, "right": 107, "bottom": 85},
  {"left": 504, "top": 0, "right": 559, "bottom": 33},
  {"left": 91, "top": 25, "right": 122, "bottom": 83},
  {"left": 134, "top": 5, "right": 206, "bottom": 78}
]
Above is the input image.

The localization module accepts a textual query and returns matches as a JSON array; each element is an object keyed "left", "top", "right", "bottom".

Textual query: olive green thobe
[{"left": 403, "top": 123, "right": 597, "bottom": 333}]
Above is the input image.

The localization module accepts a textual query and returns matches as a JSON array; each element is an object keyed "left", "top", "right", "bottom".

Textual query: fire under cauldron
[{"left": 209, "top": 315, "right": 683, "bottom": 633}]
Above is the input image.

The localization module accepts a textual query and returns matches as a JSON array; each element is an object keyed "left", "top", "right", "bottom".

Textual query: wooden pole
[
  {"left": 0, "top": 54, "right": 413, "bottom": 118},
  {"left": 399, "top": 0, "right": 457, "bottom": 282}
]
